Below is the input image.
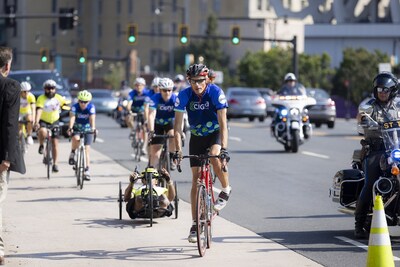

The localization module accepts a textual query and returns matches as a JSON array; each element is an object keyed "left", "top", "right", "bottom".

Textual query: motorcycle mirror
[{"left": 359, "top": 104, "right": 373, "bottom": 116}]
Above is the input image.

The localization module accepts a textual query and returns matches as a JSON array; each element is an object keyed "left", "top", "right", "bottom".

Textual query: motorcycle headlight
[
  {"left": 391, "top": 149, "right": 400, "bottom": 162},
  {"left": 280, "top": 109, "right": 288, "bottom": 116},
  {"left": 122, "top": 100, "right": 128, "bottom": 107}
]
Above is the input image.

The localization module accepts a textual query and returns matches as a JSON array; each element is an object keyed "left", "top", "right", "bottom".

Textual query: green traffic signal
[
  {"left": 40, "top": 48, "right": 49, "bottom": 63},
  {"left": 79, "top": 57, "right": 86, "bottom": 64},
  {"left": 41, "top": 56, "right": 48, "bottom": 63},
  {"left": 127, "top": 24, "right": 137, "bottom": 44},
  {"left": 180, "top": 36, "right": 188, "bottom": 44},
  {"left": 231, "top": 26, "right": 240, "bottom": 45},
  {"left": 179, "top": 24, "right": 189, "bottom": 45},
  {"left": 78, "top": 48, "right": 87, "bottom": 64},
  {"left": 231, "top": 37, "right": 240, "bottom": 45}
]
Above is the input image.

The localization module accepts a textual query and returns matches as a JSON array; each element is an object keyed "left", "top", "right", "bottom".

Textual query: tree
[
  {"left": 298, "top": 52, "right": 334, "bottom": 91},
  {"left": 332, "top": 48, "right": 390, "bottom": 104},
  {"left": 103, "top": 62, "right": 125, "bottom": 90}
]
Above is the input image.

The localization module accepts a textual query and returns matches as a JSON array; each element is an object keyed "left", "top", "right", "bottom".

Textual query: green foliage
[
  {"left": 237, "top": 47, "right": 292, "bottom": 89},
  {"left": 298, "top": 52, "right": 334, "bottom": 91},
  {"left": 103, "top": 62, "right": 125, "bottom": 89},
  {"left": 332, "top": 47, "right": 390, "bottom": 104}
]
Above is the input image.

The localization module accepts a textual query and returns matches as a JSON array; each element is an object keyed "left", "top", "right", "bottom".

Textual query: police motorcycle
[
  {"left": 270, "top": 88, "right": 316, "bottom": 153},
  {"left": 330, "top": 105, "right": 400, "bottom": 229}
]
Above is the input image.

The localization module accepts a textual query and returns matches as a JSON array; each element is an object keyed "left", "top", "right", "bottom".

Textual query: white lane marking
[
  {"left": 130, "top": 154, "right": 149, "bottom": 162},
  {"left": 301, "top": 151, "right": 330, "bottom": 159},
  {"left": 95, "top": 138, "right": 104, "bottom": 143},
  {"left": 229, "top": 136, "right": 242, "bottom": 142},
  {"left": 335, "top": 236, "right": 400, "bottom": 261}
]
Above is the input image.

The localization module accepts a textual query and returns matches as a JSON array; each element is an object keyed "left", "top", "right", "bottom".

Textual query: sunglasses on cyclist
[
  {"left": 376, "top": 87, "right": 390, "bottom": 93},
  {"left": 161, "top": 89, "right": 172, "bottom": 92},
  {"left": 79, "top": 100, "right": 89, "bottom": 104},
  {"left": 190, "top": 78, "right": 206, "bottom": 85},
  {"left": 45, "top": 86, "right": 56, "bottom": 90}
]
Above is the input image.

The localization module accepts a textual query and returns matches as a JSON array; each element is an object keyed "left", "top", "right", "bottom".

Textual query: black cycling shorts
[
  {"left": 39, "top": 120, "right": 60, "bottom": 138},
  {"left": 150, "top": 122, "right": 173, "bottom": 145},
  {"left": 189, "top": 131, "right": 221, "bottom": 167}
]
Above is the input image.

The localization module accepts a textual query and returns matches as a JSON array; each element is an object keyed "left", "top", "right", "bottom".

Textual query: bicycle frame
[
  {"left": 72, "top": 130, "right": 96, "bottom": 189},
  {"left": 131, "top": 113, "right": 145, "bottom": 161}
]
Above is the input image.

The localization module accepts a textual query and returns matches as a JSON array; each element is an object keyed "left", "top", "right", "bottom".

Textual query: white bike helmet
[
  {"left": 284, "top": 73, "right": 297, "bottom": 82},
  {"left": 134, "top": 77, "right": 146, "bottom": 86},
  {"left": 43, "top": 79, "right": 57, "bottom": 88},
  {"left": 158, "top": 78, "right": 174, "bottom": 89},
  {"left": 151, "top": 77, "right": 161, "bottom": 88},
  {"left": 20, "top": 81, "right": 32, "bottom": 92}
]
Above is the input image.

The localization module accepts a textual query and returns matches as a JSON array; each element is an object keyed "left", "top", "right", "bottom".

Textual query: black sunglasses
[
  {"left": 79, "top": 100, "right": 88, "bottom": 104},
  {"left": 161, "top": 89, "right": 173, "bottom": 92},
  {"left": 190, "top": 78, "right": 206, "bottom": 84},
  {"left": 45, "top": 87, "right": 56, "bottom": 90},
  {"left": 376, "top": 87, "right": 390, "bottom": 93}
]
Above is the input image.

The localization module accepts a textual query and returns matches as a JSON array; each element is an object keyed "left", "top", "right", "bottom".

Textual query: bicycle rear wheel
[
  {"left": 159, "top": 145, "right": 170, "bottom": 171},
  {"left": 196, "top": 185, "right": 208, "bottom": 257}
]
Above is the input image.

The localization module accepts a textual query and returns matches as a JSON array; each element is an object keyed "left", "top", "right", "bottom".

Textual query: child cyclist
[
  {"left": 67, "top": 90, "right": 97, "bottom": 180},
  {"left": 19, "top": 81, "right": 36, "bottom": 145}
]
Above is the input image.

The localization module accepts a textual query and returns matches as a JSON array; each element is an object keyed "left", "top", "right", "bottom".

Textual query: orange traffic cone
[{"left": 366, "top": 195, "right": 394, "bottom": 267}]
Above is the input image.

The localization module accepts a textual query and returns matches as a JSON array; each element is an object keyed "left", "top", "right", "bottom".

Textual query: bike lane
[{"left": 3, "top": 141, "right": 322, "bottom": 267}]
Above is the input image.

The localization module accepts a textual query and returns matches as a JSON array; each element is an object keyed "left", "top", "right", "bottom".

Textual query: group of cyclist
[
  {"left": 18, "top": 63, "right": 231, "bottom": 243},
  {"left": 18, "top": 79, "right": 97, "bottom": 178}
]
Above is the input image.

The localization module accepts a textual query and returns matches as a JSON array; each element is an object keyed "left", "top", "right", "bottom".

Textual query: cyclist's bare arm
[
  {"left": 89, "top": 114, "right": 96, "bottom": 130},
  {"left": 148, "top": 109, "right": 156, "bottom": 132},
  {"left": 124, "top": 183, "right": 133, "bottom": 202},
  {"left": 173, "top": 111, "right": 184, "bottom": 153},
  {"left": 217, "top": 108, "right": 228, "bottom": 149},
  {"left": 30, "top": 103, "right": 36, "bottom": 123},
  {"left": 126, "top": 100, "right": 133, "bottom": 112},
  {"left": 68, "top": 111, "right": 76, "bottom": 130},
  {"left": 34, "top": 108, "right": 43, "bottom": 130}
]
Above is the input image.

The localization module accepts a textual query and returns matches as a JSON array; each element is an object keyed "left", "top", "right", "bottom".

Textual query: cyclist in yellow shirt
[
  {"left": 19, "top": 81, "right": 36, "bottom": 145},
  {"left": 34, "top": 79, "right": 67, "bottom": 173}
]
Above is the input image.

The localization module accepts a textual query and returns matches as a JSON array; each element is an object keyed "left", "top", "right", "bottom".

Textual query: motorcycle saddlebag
[{"left": 330, "top": 169, "right": 364, "bottom": 207}]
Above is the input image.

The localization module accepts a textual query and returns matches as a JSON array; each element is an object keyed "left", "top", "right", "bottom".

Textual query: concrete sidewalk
[{"left": 3, "top": 141, "right": 322, "bottom": 266}]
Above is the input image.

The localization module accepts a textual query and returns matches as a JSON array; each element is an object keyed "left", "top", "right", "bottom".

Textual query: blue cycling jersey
[
  {"left": 174, "top": 84, "right": 228, "bottom": 136},
  {"left": 128, "top": 88, "right": 151, "bottom": 113},
  {"left": 71, "top": 102, "right": 96, "bottom": 132},
  {"left": 149, "top": 93, "right": 177, "bottom": 125}
]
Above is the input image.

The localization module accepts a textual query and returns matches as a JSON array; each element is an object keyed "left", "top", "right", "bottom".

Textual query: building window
[
  {"left": 52, "top": 0, "right": 57, "bottom": 13},
  {"left": 98, "top": 0, "right": 103, "bottom": 14},
  {"left": 213, "top": 0, "right": 221, "bottom": 13},
  {"left": 158, "top": 22, "right": 163, "bottom": 34},
  {"left": 128, "top": 0, "right": 133, "bottom": 14},
  {"left": 151, "top": 22, "right": 155, "bottom": 35},
  {"left": 116, "top": 0, "right": 121, "bottom": 14},
  {"left": 51, "top": 22, "right": 56, "bottom": 37},
  {"left": 257, "top": 0, "right": 262, "bottom": 10},
  {"left": 266, "top": 0, "right": 271, "bottom": 10},
  {"left": 116, "top": 49, "right": 120, "bottom": 57},
  {"left": 116, "top": 23, "right": 120, "bottom": 38},
  {"left": 98, "top": 24, "right": 102, "bottom": 39}
]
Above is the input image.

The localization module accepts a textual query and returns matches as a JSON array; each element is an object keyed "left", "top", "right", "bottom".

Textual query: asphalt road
[{"left": 94, "top": 114, "right": 400, "bottom": 267}]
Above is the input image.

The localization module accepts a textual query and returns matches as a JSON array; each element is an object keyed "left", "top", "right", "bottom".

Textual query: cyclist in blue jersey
[
  {"left": 148, "top": 78, "right": 177, "bottom": 170},
  {"left": 126, "top": 77, "right": 151, "bottom": 155},
  {"left": 173, "top": 63, "right": 231, "bottom": 243},
  {"left": 67, "top": 90, "right": 96, "bottom": 180}
]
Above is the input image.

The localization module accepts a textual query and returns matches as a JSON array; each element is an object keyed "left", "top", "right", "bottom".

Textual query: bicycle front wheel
[
  {"left": 46, "top": 139, "right": 52, "bottom": 179},
  {"left": 78, "top": 146, "right": 85, "bottom": 189},
  {"left": 196, "top": 185, "right": 208, "bottom": 257}
]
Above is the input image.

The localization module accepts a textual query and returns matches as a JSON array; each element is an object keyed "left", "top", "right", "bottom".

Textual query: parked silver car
[
  {"left": 87, "top": 89, "right": 118, "bottom": 115},
  {"left": 257, "top": 88, "right": 276, "bottom": 117},
  {"left": 305, "top": 88, "right": 336, "bottom": 128},
  {"left": 226, "top": 87, "right": 266, "bottom": 122}
]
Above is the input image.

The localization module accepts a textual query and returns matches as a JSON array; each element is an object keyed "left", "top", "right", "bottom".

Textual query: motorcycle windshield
[{"left": 381, "top": 121, "right": 400, "bottom": 153}]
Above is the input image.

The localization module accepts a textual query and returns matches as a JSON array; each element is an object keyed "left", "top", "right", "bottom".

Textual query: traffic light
[
  {"left": 178, "top": 24, "right": 189, "bottom": 45},
  {"left": 78, "top": 48, "right": 87, "bottom": 64},
  {"left": 231, "top": 26, "right": 240, "bottom": 45},
  {"left": 127, "top": 24, "right": 138, "bottom": 44},
  {"left": 40, "top": 48, "right": 49, "bottom": 63},
  {"left": 59, "top": 8, "right": 77, "bottom": 30}
]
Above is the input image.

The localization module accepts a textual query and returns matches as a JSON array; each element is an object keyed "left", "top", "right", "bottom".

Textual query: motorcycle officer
[{"left": 354, "top": 71, "right": 400, "bottom": 239}]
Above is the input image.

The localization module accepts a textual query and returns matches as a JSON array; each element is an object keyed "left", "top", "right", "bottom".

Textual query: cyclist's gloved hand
[
  {"left": 33, "top": 123, "right": 40, "bottom": 132},
  {"left": 160, "top": 168, "right": 171, "bottom": 183},
  {"left": 67, "top": 128, "right": 73, "bottom": 136},
  {"left": 219, "top": 148, "right": 230, "bottom": 162},
  {"left": 129, "top": 172, "right": 139, "bottom": 183},
  {"left": 173, "top": 150, "right": 182, "bottom": 161}
]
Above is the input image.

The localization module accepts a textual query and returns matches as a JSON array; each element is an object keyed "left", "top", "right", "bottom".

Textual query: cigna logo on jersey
[{"left": 190, "top": 101, "right": 210, "bottom": 111}]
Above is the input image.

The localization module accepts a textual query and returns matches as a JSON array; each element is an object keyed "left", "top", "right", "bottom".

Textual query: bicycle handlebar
[
  {"left": 68, "top": 130, "right": 97, "bottom": 143},
  {"left": 176, "top": 154, "right": 228, "bottom": 173}
]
